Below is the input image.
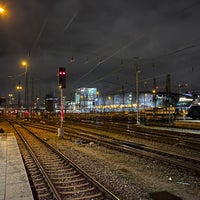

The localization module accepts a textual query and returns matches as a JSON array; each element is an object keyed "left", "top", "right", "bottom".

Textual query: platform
[
  {"left": 0, "top": 133, "right": 34, "bottom": 200},
  {"left": 174, "top": 119, "right": 200, "bottom": 130}
]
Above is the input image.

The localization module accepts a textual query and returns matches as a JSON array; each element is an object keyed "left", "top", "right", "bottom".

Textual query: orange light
[
  {"left": 152, "top": 89, "right": 156, "bottom": 94},
  {"left": 16, "top": 85, "right": 22, "bottom": 90},
  {"left": 0, "top": 7, "right": 5, "bottom": 13},
  {"left": 0, "top": 5, "right": 7, "bottom": 16},
  {"left": 22, "top": 61, "right": 28, "bottom": 67}
]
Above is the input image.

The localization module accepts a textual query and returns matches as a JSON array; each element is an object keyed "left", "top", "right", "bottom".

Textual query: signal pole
[
  {"left": 57, "top": 67, "right": 66, "bottom": 139},
  {"left": 59, "top": 86, "right": 64, "bottom": 135}
]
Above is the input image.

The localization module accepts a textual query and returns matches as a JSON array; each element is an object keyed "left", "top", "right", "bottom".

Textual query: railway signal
[
  {"left": 58, "top": 67, "right": 66, "bottom": 89},
  {"left": 57, "top": 67, "right": 67, "bottom": 139}
]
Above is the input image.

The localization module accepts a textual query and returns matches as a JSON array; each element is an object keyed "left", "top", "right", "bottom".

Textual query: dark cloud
[{"left": 0, "top": 0, "right": 200, "bottom": 101}]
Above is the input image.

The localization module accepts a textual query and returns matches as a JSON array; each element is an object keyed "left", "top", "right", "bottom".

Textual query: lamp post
[
  {"left": 80, "top": 95, "right": 83, "bottom": 112},
  {"left": 21, "top": 61, "right": 28, "bottom": 109},
  {"left": 108, "top": 96, "right": 111, "bottom": 112},
  {"left": 16, "top": 82, "right": 22, "bottom": 117},
  {"left": 152, "top": 89, "right": 156, "bottom": 108},
  {"left": 136, "top": 66, "right": 141, "bottom": 125},
  {"left": 152, "top": 89, "right": 157, "bottom": 118},
  {"left": 8, "top": 94, "right": 13, "bottom": 108},
  {"left": 96, "top": 91, "right": 99, "bottom": 111}
]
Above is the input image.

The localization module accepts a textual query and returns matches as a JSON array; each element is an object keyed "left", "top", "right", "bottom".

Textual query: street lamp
[
  {"left": 136, "top": 67, "right": 141, "bottom": 125},
  {"left": 108, "top": 96, "right": 111, "bottom": 103},
  {"left": 152, "top": 89, "right": 157, "bottom": 118},
  {"left": 16, "top": 82, "right": 22, "bottom": 109},
  {"left": 0, "top": 5, "right": 8, "bottom": 17},
  {"left": 152, "top": 89, "right": 156, "bottom": 108},
  {"left": 96, "top": 91, "right": 99, "bottom": 110},
  {"left": 143, "top": 81, "right": 148, "bottom": 109},
  {"left": 8, "top": 94, "right": 13, "bottom": 108},
  {"left": 0, "top": 7, "right": 5, "bottom": 14},
  {"left": 80, "top": 94, "right": 83, "bottom": 111},
  {"left": 21, "top": 61, "right": 28, "bottom": 109}
]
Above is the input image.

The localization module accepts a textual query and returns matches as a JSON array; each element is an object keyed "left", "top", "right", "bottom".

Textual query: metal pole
[
  {"left": 61, "top": 88, "right": 63, "bottom": 128},
  {"left": 25, "top": 66, "right": 28, "bottom": 109},
  {"left": 136, "top": 68, "right": 140, "bottom": 125},
  {"left": 16, "top": 81, "right": 22, "bottom": 118},
  {"left": 58, "top": 87, "right": 64, "bottom": 138},
  {"left": 18, "top": 90, "right": 21, "bottom": 109}
]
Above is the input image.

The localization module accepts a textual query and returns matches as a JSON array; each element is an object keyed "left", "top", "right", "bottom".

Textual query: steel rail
[
  {"left": 10, "top": 120, "right": 120, "bottom": 200},
  {"left": 10, "top": 122, "right": 62, "bottom": 200}
]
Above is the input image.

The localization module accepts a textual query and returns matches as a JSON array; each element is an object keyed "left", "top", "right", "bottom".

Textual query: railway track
[
  {"left": 73, "top": 119, "right": 200, "bottom": 151},
  {"left": 19, "top": 120, "right": 200, "bottom": 175},
  {"left": 64, "top": 125, "right": 200, "bottom": 174},
  {"left": 9, "top": 121, "right": 119, "bottom": 200}
]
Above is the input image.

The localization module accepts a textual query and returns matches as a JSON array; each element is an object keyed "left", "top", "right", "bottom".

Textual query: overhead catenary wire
[
  {"left": 69, "top": 14, "right": 200, "bottom": 93},
  {"left": 63, "top": 11, "right": 78, "bottom": 32},
  {"left": 22, "top": 1, "right": 200, "bottom": 98},
  {"left": 83, "top": 41, "right": 199, "bottom": 87}
]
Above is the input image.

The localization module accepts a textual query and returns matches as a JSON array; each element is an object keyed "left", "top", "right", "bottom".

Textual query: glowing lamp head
[{"left": 0, "top": 7, "right": 5, "bottom": 14}]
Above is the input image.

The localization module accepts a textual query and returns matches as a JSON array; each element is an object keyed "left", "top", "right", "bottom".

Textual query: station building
[
  {"left": 71, "top": 88, "right": 197, "bottom": 113},
  {"left": 75, "top": 88, "right": 97, "bottom": 112},
  {"left": 72, "top": 87, "right": 155, "bottom": 112}
]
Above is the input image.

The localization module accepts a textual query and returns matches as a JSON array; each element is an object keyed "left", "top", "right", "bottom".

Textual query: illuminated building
[{"left": 75, "top": 88, "right": 97, "bottom": 111}]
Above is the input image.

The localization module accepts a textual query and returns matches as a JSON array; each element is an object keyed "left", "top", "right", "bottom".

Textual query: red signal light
[{"left": 59, "top": 71, "right": 66, "bottom": 76}]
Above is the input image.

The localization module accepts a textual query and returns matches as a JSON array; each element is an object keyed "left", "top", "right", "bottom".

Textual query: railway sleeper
[
  {"left": 46, "top": 167, "right": 74, "bottom": 173},
  {"left": 31, "top": 173, "right": 43, "bottom": 179},
  {"left": 50, "top": 173, "right": 81, "bottom": 180},
  {"left": 28, "top": 167, "right": 40, "bottom": 173},
  {"left": 37, "top": 192, "right": 54, "bottom": 199},
  {"left": 36, "top": 187, "right": 51, "bottom": 193},
  {"left": 53, "top": 177, "right": 86, "bottom": 185},
  {"left": 44, "top": 164, "right": 71, "bottom": 170},
  {"left": 34, "top": 182, "right": 48, "bottom": 188},
  {"left": 63, "top": 192, "right": 106, "bottom": 200},
  {"left": 56, "top": 182, "right": 90, "bottom": 189},
  {"left": 49, "top": 171, "right": 77, "bottom": 177},
  {"left": 33, "top": 177, "right": 45, "bottom": 183},
  {"left": 59, "top": 186, "right": 96, "bottom": 195},
  {"left": 42, "top": 162, "right": 65, "bottom": 166}
]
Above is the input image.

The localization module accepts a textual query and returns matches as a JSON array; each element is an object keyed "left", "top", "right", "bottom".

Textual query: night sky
[{"left": 1, "top": 0, "right": 200, "bottom": 101}]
